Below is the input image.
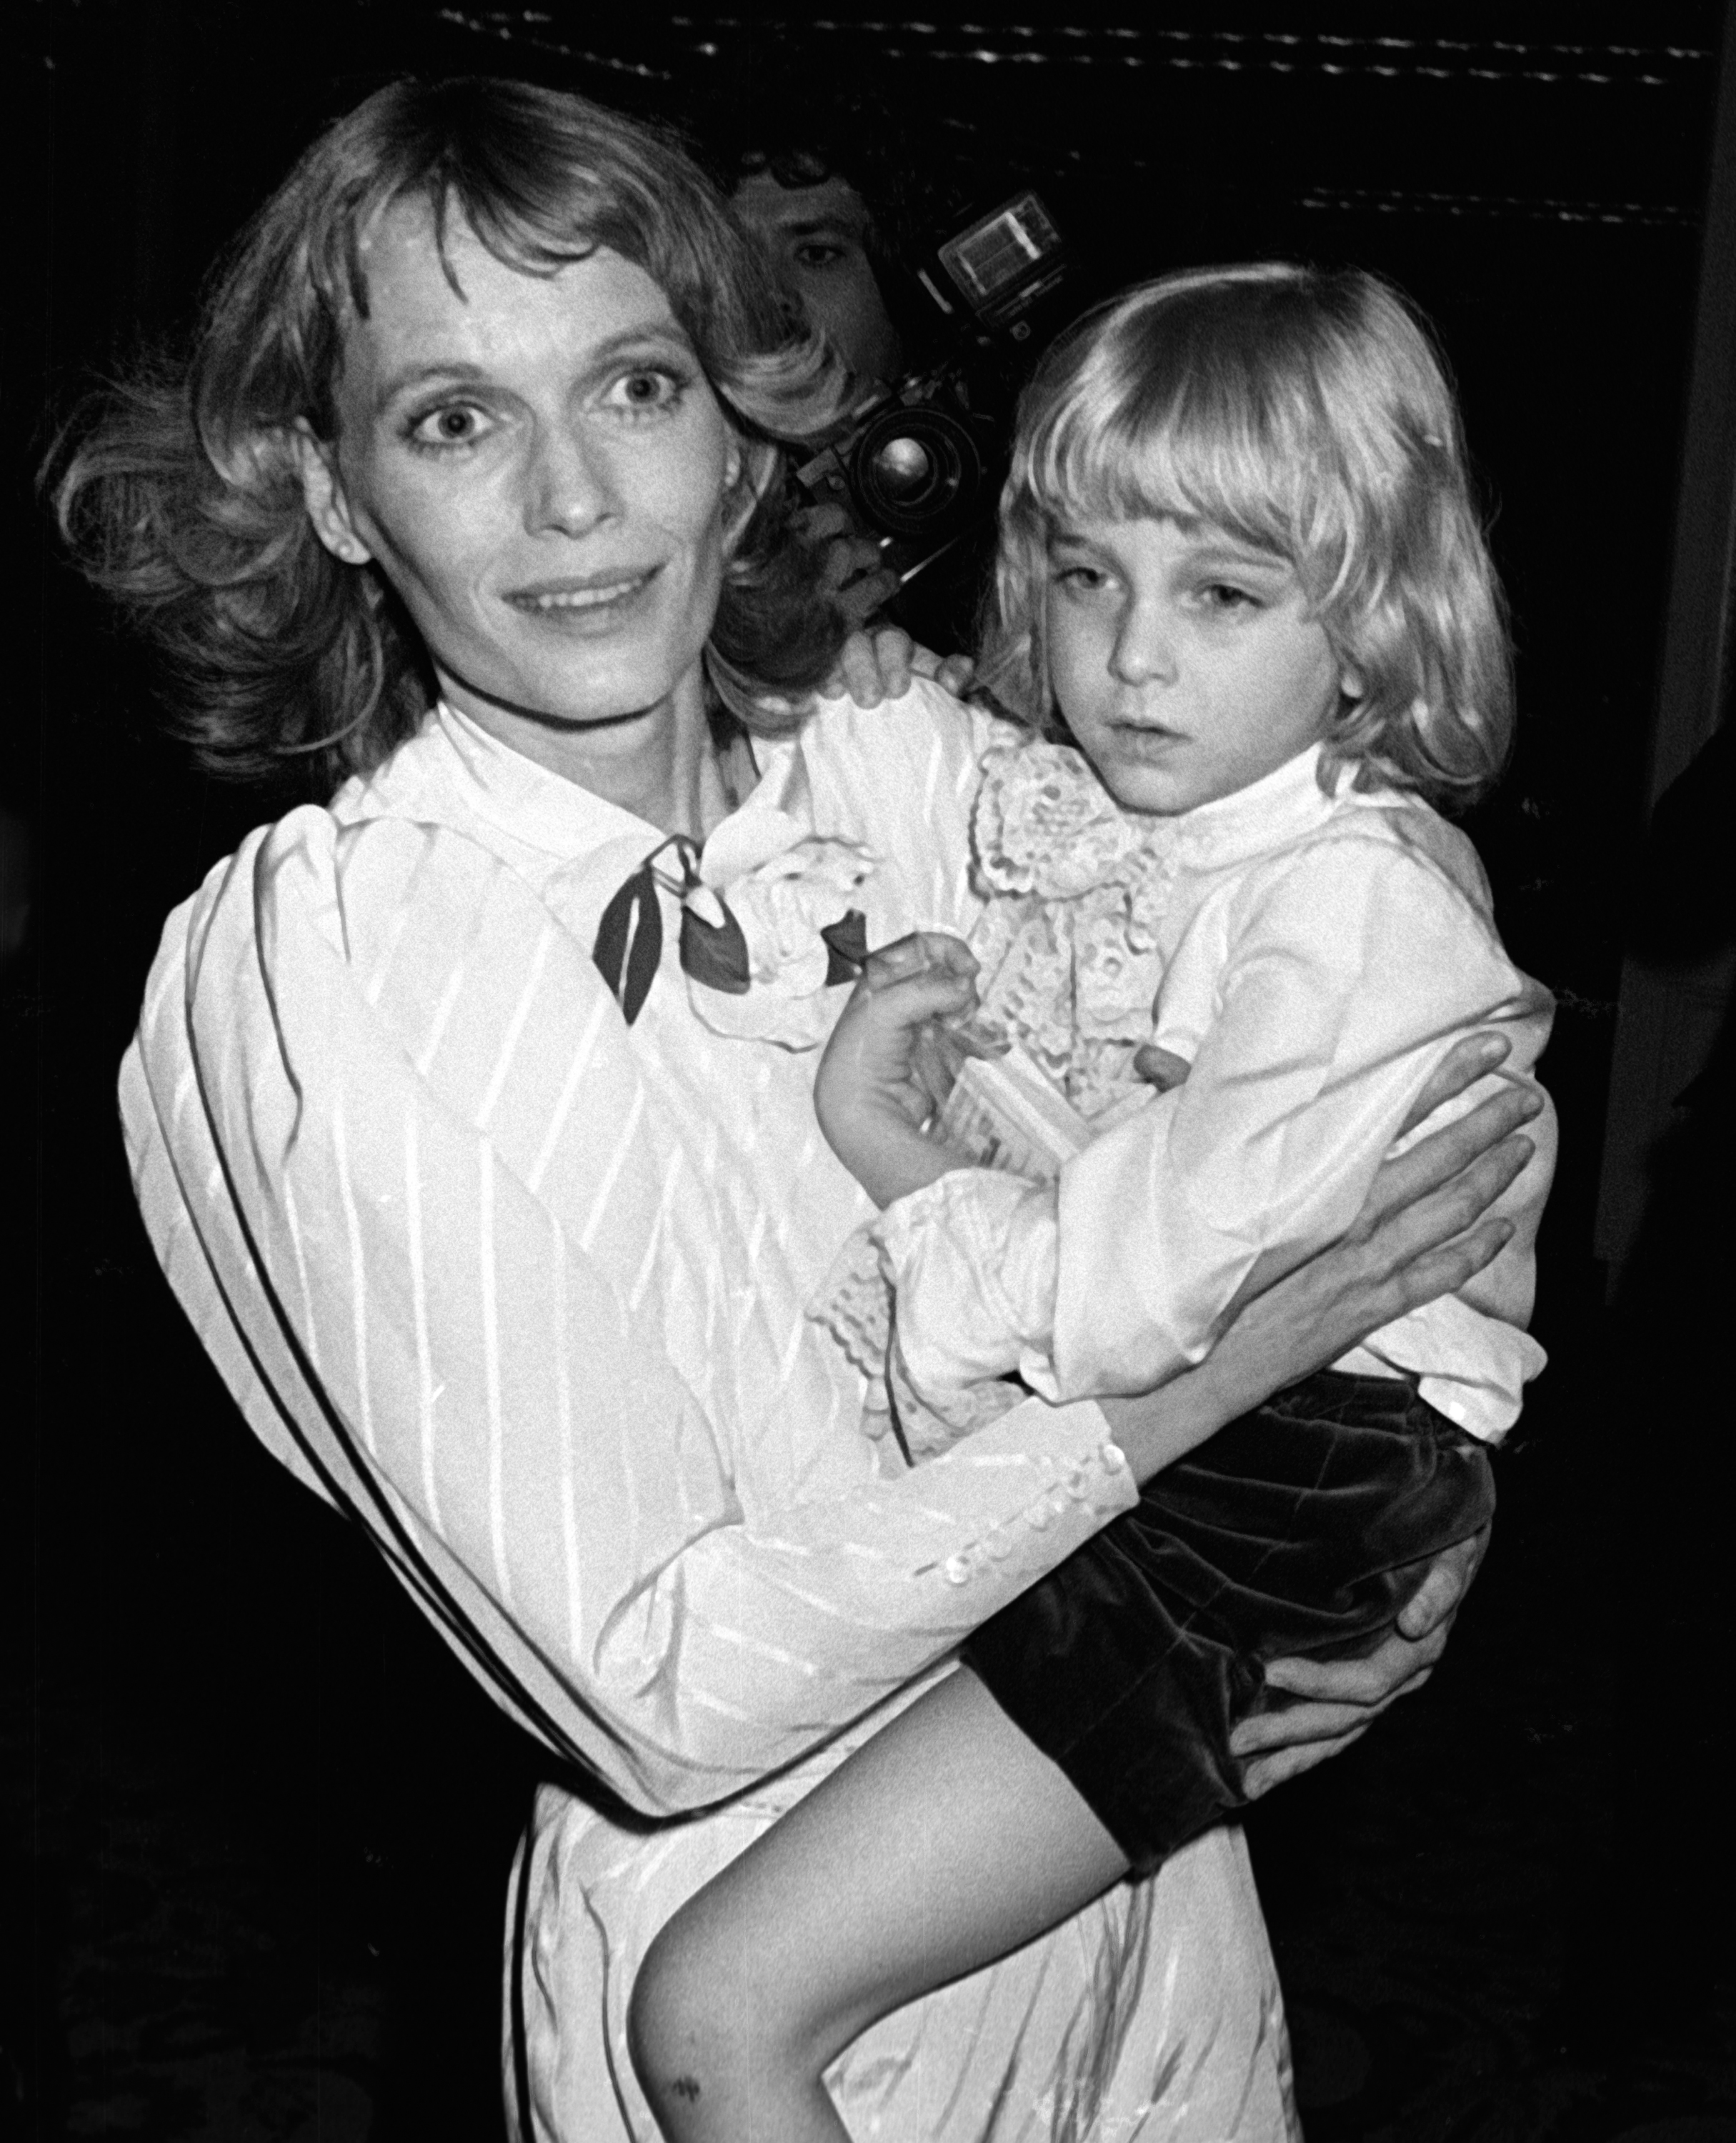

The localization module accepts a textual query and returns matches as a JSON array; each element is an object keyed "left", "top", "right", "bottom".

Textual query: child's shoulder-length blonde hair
[{"left": 977, "top": 262, "right": 1513, "bottom": 809}]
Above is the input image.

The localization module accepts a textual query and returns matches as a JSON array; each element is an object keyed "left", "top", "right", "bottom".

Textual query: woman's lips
[{"left": 504, "top": 566, "right": 662, "bottom": 619}]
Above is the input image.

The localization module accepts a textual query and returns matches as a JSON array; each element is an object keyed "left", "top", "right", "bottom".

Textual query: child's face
[{"left": 1044, "top": 515, "right": 1347, "bottom": 816}]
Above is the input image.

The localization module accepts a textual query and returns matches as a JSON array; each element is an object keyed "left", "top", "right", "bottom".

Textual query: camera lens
[
  {"left": 851, "top": 404, "right": 982, "bottom": 539},
  {"left": 871, "top": 436, "right": 934, "bottom": 499}
]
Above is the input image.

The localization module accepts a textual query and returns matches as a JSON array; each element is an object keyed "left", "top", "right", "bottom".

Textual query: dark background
[{"left": 6, "top": 6, "right": 1735, "bottom": 2139}]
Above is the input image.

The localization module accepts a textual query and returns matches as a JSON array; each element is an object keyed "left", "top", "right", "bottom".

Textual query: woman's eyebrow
[
  {"left": 371, "top": 324, "right": 694, "bottom": 414},
  {"left": 576, "top": 323, "right": 696, "bottom": 374},
  {"left": 373, "top": 359, "right": 487, "bottom": 413}
]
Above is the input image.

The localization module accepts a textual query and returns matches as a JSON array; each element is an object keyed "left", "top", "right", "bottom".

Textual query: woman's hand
[
  {"left": 800, "top": 504, "right": 977, "bottom": 701},
  {"left": 812, "top": 932, "right": 979, "bottom": 1207},
  {"left": 1183, "top": 1034, "right": 1541, "bottom": 1430},
  {"left": 1191, "top": 1031, "right": 1523, "bottom": 1794},
  {"left": 1094, "top": 1031, "right": 1538, "bottom": 1486},
  {"left": 824, "top": 624, "right": 977, "bottom": 706},
  {"left": 1230, "top": 1528, "right": 1489, "bottom": 1796}
]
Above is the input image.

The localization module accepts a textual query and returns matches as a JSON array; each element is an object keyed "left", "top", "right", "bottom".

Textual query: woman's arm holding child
[{"left": 819, "top": 956, "right": 1527, "bottom": 1782}]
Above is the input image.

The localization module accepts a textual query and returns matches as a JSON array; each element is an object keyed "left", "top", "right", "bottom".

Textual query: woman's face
[{"left": 301, "top": 195, "right": 743, "bottom": 747}]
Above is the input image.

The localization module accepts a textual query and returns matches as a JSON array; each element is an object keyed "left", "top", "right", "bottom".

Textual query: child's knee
[{"left": 628, "top": 1917, "right": 731, "bottom": 2115}]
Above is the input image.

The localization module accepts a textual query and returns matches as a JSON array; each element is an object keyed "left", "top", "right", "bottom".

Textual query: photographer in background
[
  {"left": 701, "top": 79, "right": 1064, "bottom": 659},
  {"left": 730, "top": 147, "right": 908, "bottom": 394}
]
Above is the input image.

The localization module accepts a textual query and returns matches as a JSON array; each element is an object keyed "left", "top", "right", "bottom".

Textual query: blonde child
[{"left": 628, "top": 263, "right": 1555, "bottom": 2142}]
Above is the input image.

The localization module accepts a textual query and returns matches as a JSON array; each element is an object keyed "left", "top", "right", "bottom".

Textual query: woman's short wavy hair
[
  {"left": 51, "top": 76, "right": 853, "bottom": 791},
  {"left": 978, "top": 263, "right": 1513, "bottom": 808}
]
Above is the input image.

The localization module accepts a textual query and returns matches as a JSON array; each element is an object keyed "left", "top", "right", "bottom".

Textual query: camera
[{"left": 788, "top": 191, "right": 1069, "bottom": 592}]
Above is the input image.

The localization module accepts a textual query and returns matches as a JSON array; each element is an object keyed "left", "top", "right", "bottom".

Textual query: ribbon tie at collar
[{"left": 592, "top": 833, "right": 872, "bottom": 1028}]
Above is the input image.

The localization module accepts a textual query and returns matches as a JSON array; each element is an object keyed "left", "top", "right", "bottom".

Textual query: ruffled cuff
[{"left": 872, "top": 1169, "right": 1062, "bottom": 1402}]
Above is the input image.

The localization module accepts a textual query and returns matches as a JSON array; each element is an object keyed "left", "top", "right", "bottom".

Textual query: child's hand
[{"left": 814, "top": 932, "right": 979, "bottom": 1207}]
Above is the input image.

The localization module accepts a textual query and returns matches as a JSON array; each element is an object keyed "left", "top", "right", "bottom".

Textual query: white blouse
[
  {"left": 879, "top": 741, "right": 1557, "bottom": 1444},
  {"left": 121, "top": 683, "right": 1299, "bottom": 2140}
]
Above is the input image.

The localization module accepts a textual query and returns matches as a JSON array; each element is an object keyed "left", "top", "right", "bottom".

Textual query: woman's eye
[
  {"left": 406, "top": 401, "right": 497, "bottom": 452},
  {"left": 793, "top": 241, "right": 848, "bottom": 270},
  {"left": 607, "top": 368, "right": 685, "bottom": 415}
]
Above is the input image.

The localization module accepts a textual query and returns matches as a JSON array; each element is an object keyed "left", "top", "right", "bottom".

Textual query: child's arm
[
  {"left": 877, "top": 837, "right": 1549, "bottom": 1414},
  {"left": 812, "top": 930, "right": 982, "bottom": 1208},
  {"left": 628, "top": 1664, "right": 1127, "bottom": 2143},
  {"left": 1046, "top": 837, "right": 1550, "bottom": 1399}
]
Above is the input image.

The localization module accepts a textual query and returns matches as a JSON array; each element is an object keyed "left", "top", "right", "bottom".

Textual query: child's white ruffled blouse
[{"left": 867, "top": 736, "right": 1557, "bottom": 1447}]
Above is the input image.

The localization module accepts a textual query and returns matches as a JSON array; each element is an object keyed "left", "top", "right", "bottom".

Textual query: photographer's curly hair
[
  {"left": 49, "top": 76, "right": 854, "bottom": 793},
  {"left": 978, "top": 263, "right": 1513, "bottom": 809}
]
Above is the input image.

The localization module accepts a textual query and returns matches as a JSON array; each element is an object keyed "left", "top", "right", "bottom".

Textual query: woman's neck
[{"left": 439, "top": 669, "right": 743, "bottom": 840}]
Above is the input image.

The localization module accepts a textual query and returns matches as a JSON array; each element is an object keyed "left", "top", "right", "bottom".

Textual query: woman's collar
[{"left": 431, "top": 698, "right": 812, "bottom": 869}]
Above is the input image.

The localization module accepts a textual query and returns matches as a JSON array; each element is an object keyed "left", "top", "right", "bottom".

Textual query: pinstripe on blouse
[{"left": 121, "top": 680, "right": 1299, "bottom": 2140}]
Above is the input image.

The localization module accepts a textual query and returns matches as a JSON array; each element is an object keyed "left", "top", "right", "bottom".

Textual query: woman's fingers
[
  {"left": 1377, "top": 1213, "right": 1515, "bottom": 1319},
  {"left": 832, "top": 628, "right": 909, "bottom": 706},
  {"left": 1233, "top": 1693, "right": 1410, "bottom": 1757},
  {"left": 1259, "top": 1638, "right": 1441, "bottom": 1710},
  {"left": 1232, "top": 1552, "right": 1487, "bottom": 1801},
  {"left": 837, "top": 624, "right": 959, "bottom": 706},
  {"left": 1360, "top": 1131, "right": 1533, "bottom": 1283},
  {"left": 1395, "top": 1529, "right": 1487, "bottom": 1640},
  {"left": 828, "top": 629, "right": 977, "bottom": 706},
  {"left": 1397, "top": 1032, "right": 1511, "bottom": 1137},
  {"left": 1357, "top": 1083, "right": 1540, "bottom": 1239},
  {"left": 1238, "top": 1724, "right": 1372, "bottom": 1801},
  {"left": 823, "top": 628, "right": 977, "bottom": 706},
  {"left": 904, "top": 644, "right": 976, "bottom": 697}
]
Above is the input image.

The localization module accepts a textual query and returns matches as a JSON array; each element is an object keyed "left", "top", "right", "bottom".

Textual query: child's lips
[{"left": 1110, "top": 724, "right": 1186, "bottom": 756}]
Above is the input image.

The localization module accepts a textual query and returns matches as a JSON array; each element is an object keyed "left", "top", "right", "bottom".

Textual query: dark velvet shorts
[{"left": 959, "top": 1369, "right": 1495, "bottom": 1877}]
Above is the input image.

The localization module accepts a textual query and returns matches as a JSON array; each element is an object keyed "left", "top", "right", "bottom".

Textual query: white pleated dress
[{"left": 120, "top": 679, "right": 1299, "bottom": 2141}]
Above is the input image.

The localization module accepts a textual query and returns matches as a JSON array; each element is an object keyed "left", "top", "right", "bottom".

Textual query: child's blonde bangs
[{"left": 1022, "top": 326, "right": 1316, "bottom": 571}]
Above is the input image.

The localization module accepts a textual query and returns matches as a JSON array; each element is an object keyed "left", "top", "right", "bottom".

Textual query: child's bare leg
[{"left": 627, "top": 1665, "right": 1128, "bottom": 2143}]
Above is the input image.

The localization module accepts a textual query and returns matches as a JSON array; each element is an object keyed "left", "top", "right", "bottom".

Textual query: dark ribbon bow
[{"left": 592, "top": 834, "right": 869, "bottom": 1026}]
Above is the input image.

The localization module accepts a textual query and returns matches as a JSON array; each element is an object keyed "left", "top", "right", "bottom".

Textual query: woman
[{"left": 54, "top": 79, "right": 1532, "bottom": 2142}]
